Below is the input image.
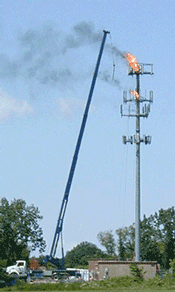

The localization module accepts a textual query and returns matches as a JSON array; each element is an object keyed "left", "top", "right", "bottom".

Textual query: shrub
[
  {"left": 0, "top": 259, "right": 8, "bottom": 268},
  {"left": 129, "top": 263, "right": 145, "bottom": 281},
  {"left": 0, "top": 267, "right": 15, "bottom": 286}
]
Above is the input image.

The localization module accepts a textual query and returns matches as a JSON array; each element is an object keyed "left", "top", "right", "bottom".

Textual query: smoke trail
[
  {"left": 0, "top": 21, "right": 103, "bottom": 86},
  {"left": 98, "top": 70, "right": 121, "bottom": 89},
  {"left": 0, "top": 21, "right": 125, "bottom": 93},
  {"left": 0, "top": 54, "right": 19, "bottom": 78},
  {"left": 110, "top": 45, "right": 122, "bottom": 57},
  {"left": 63, "top": 21, "right": 101, "bottom": 52},
  {"left": 96, "top": 40, "right": 124, "bottom": 89}
]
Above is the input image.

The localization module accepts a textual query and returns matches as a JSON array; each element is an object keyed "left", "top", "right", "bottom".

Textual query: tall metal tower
[{"left": 120, "top": 59, "right": 153, "bottom": 262}]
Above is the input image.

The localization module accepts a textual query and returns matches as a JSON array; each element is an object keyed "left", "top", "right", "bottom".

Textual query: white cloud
[
  {"left": 57, "top": 96, "right": 96, "bottom": 118},
  {"left": 0, "top": 91, "right": 33, "bottom": 121},
  {"left": 57, "top": 97, "right": 85, "bottom": 117}
]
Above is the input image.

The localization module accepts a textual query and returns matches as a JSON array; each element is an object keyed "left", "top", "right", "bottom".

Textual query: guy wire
[{"left": 118, "top": 117, "right": 130, "bottom": 229}]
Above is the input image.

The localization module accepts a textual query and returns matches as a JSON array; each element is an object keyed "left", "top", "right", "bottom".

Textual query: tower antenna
[{"left": 121, "top": 56, "right": 154, "bottom": 261}]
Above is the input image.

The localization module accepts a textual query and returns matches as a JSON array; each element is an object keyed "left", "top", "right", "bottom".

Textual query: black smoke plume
[
  {"left": 0, "top": 21, "right": 122, "bottom": 88},
  {"left": 0, "top": 22, "right": 102, "bottom": 85}
]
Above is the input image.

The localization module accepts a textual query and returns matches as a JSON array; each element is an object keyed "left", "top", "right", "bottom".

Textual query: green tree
[
  {"left": 140, "top": 214, "right": 161, "bottom": 263},
  {"left": 129, "top": 263, "right": 145, "bottom": 281},
  {"left": 116, "top": 228, "right": 126, "bottom": 259},
  {"left": 157, "top": 207, "right": 175, "bottom": 269},
  {"left": 0, "top": 198, "right": 46, "bottom": 265},
  {"left": 116, "top": 227, "right": 134, "bottom": 260},
  {"left": 125, "top": 224, "right": 135, "bottom": 259},
  {"left": 116, "top": 225, "right": 135, "bottom": 260},
  {"left": 97, "top": 230, "right": 116, "bottom": 256},
  {"left": 169, "top": 258, "right": 175, "bottom": 276},
  {"left": 65, "top": 241, "right": 105, "bottom": 268},
  {"left": 116, "top": 207, "right": 175, "bottom": 268},
  {"left": 116, "top": 217, "right": 161, "bottom": 262}
]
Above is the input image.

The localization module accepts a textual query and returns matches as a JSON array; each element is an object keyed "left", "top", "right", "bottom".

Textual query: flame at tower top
[
  {"left": 130, "top": 90, "right": 139, "bottom": 100},
  {"left": 123, "top": 52, "right": 140, "bottom": 73}
]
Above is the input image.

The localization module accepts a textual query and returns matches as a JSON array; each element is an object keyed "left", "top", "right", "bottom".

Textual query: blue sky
[{"left": 0, "top": 0, "right": 175, "bottom": 257}]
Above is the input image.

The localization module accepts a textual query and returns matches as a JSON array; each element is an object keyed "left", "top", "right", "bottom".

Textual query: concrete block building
[{"left": 89, "top": 259, "right": 160, "bottom": 281}]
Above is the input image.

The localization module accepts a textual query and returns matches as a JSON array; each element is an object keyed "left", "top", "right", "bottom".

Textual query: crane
[{"left": 45, "top": 30, "right": 109, "bottom": 269}]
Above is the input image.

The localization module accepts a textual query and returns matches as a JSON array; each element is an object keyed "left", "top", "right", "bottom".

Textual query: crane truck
[
  {"left": 6, "top": 30, "right": 109, "bottom": 282},
  {"left": 45, "top": 30, "right": 109, "bottom": 270}
]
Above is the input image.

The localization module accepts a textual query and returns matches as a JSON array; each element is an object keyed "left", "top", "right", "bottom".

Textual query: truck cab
[{"left": 6, "top": 260, "right": 26, "bottom": 276}]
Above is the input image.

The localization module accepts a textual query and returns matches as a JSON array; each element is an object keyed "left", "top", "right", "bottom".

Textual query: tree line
[
  {"left": 0, "top": 198, "right": 46, "bottom": 267},
  {"left": 1, "top": 197, "right": 175, "bottom": 270},
  {"left": 97, "top": 207, "right": 175, "bottom": 270},
  {"left": 65, "top": 207, "right": 175, "bottom": 270}
]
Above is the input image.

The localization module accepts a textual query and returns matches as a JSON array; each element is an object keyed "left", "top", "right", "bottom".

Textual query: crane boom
[{"left": 47, "top": 30, "right": 109, "bottom": 268}]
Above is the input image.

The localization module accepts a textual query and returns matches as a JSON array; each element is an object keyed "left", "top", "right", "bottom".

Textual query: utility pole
[{"left": 120, "top": 59, "right": 153, "bottom": 262}]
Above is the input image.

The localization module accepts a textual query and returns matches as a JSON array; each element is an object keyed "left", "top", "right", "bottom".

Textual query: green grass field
[
  {"left": 1, "top": 287, "right": 174, "bottom": 291},
  {"left": 1, "top": 287, "right": 173, "bottom": 291},
  {"left": 1, "top": 274, "right": 175, "bottom": 291}
]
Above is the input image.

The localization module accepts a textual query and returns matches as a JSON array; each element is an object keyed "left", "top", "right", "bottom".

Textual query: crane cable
[{"left": 109, "top": 33, "right": 116, "bottom": 81}]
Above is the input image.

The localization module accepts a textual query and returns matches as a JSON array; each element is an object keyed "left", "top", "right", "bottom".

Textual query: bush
[
  {"left": 0, "top": 267, "right": 14, "bottom": 286},
  {"left": 146, "top": 275, "right": 164, "bottom": 287},
  {"left": 109, "top": 275, "right": 137, "bottom": 287},
  {"left": 129, "top": 263, "right": 145, "bottom": 281},
  {"left": 0, "top": 259, "right": 8, "bottom": 268}
]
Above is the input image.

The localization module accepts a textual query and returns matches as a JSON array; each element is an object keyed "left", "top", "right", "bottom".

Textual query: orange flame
[
  {"left": 130, "top": 90, "right": 139, "bottom": 100},
  {"left": 123, "top": 52, "right": 140, "bottom": 73}
]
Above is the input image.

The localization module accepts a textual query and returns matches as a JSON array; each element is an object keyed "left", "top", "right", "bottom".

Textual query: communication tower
[{"left": 120, "top": 59, "right": 154, "bottom": 261}]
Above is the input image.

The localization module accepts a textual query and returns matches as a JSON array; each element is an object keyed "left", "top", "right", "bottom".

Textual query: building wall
[{"left": 89, "top": 260, "right": 160, "bottom": 280}]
